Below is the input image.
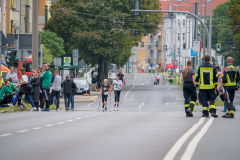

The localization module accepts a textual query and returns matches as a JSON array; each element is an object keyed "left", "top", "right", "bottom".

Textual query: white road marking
[
  {"left": 142, "top": 102, "right": 144, "bottom": 105},
  {"left": 56, "top": 122, "right": 65, "bottom": 124},
  {"left": 45, "top": 124, "right": 54, "bottom": 127},
  {"left": 32, "top": 127, "right": 43, "bottom": 130},
  {"left": 66, "top": 120, "right": 74, "bottom": 122},
  {"left": 180, "top": 117, "right": 214, "bottom": 160},
  {"left": 124, "top": 85, "right": 135, "bottom": 98},
  {"left": 17, "top": 130, "right": 29, "bottom": 133},
  {"left": 87, "top": 104, "right": 91, "bottom": 106},
  {"left": 163, "top": 118, "right": 205, "bottom": 160},
  {"left": 76, "top": 117, "right": 82, "bottom": 120},
  {"left": 0, "top": 133, "right": 12, "bottom": 137},
  {"left": 125, "top": 99, "right": 134, "bottom": 100},
  {"left": 91, "top": 115, "right": 96, "bottom": 117},
  {"left": 85, "top": 116, "right": 89, "bottom": 118}
]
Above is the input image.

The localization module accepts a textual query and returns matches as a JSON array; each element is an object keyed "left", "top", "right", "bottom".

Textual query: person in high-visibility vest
[
  {"left": 181, "top": 60, "right": 196, "bottom": 117},
  {"left": 222, "top": 57, "right": 240, "bottom": 118},
  {"left": 195, "top": 55, "right": 218, "bottom": 117}
]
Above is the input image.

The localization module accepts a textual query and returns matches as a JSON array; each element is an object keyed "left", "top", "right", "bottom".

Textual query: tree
[
  {"left": 45, "top": 0, "right": 162, "bottom": 83},
  {"left": 227, "top": 0, "right": 240, "bottom": 66},
  {"left": 43, "top": 45, "right": 54, "bottom": 64},
  {"left": 39, "top": 31, "right": 66, "bottom": 57}
]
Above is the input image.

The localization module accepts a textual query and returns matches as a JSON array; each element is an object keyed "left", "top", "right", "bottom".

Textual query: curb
[{"left": 59, "top": 96, "right": 98, "bottom": 103}]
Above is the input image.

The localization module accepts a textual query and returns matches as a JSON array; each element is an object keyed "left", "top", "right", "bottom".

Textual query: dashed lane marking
[
  {"left": 124, "top": 85, "right": 136, "bottom": 98},
  {"left": 75, "top": 117, "right": 82, "bottom": 120},
  {"left": 56, "top": 122, "right": 65, "bottom": 125},
  {"left": 163, "top": 117, "right": 205, "bottom": 160},
  {"left": 66, "top": 120, "right": 74, "bottom": 122},
  {"left": 17, "top": 130, "right": 29, "bottom": 133},
  {"left": 180, "top": 117, "right": 214, "bottom": 160},
  {"left": 85, "top": 116, "right": 90, "bottom": 118},
  {"left": 142, "top": 102, "right": 144, "bottom": 105},
  {"left": 32, "top": 127, "right": 43, "bottom": 130},
  {"left": 0, "top": 133, "right": 12, "bottom": 137},
  {"left": 45, "top": 124, "right": 54, "bottom": 127},
  {"left": 125, "top": 99, "right": 134, "bottom": 100}
]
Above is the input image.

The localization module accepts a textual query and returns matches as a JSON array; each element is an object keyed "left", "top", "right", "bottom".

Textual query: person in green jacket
[
  {"left": 0, "top": 80, "right": 18, "bottom": 107},
  {"left": 41, "top": 64, "right": 52, "bottom": 111}
]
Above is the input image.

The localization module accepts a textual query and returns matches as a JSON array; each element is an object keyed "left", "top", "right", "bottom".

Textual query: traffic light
[
  {"left": 216, "top": 43, "right": 221, "bottom": 51},
  {"left": 134, "top": 0, "right": 140, "bottom": 16},
  {"left": 5, "top": 50, "right": 19, "bottom": 68},
  {"left": 183, "top": 43, "right": 186, "bottom": 49},
  {"left": 141, "top": 42, "right": 144, "bottom": 47}
]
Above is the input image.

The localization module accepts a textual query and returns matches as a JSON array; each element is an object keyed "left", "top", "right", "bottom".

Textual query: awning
[{"left": 166, "top": 62, "right": 175, "bottom": 69}]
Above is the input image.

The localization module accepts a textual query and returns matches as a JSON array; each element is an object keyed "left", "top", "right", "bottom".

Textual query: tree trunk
[
  {"left": 98, "top": 58, "right": 109, "bottom": 87},
  {"left": 104, "top": 61, "right": 108, "bottom": 80}
]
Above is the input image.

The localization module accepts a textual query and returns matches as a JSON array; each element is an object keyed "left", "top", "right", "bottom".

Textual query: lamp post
[{"left": 156, "top": 40, "right": 159, "bottom": 71}]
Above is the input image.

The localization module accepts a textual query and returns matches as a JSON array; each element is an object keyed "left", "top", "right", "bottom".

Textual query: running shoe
[
  {"left": 102, "top": 105, "right": 105, "bottom": 109},
  {"left": 30, "top": 107, "right": 38, "bottom": 111},
  {"left": 65, "top": 107, "right": 69, "bottom": 111},
  {"left": 42, "top": 108, "right": 50, "bottom": 111},
  {"left": 105, "top": 107, "right": 107, "bottom": 111},
  {"left": 117, "top": 104, "right": 119, "bottom": 107},
  {"left": 114, "top": 104, "right": 116, "bottom": 107}
]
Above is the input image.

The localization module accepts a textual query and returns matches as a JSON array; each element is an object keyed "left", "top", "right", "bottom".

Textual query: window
[
  {"left": 178, "top": 20, "right": 180, "bottom": 27},
  {"left": 183, "top": 33, "right": 185, "bottom": 41},
  {"left": 178, "top": 33, "right": 180, "bottom": 41},
  {"left": 183, "top": 20, "right": 185, "bottom": 26}
]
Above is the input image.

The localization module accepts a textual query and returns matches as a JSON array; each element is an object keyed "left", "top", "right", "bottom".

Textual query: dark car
[{"left": 73, "top": 78, "right": 90, "bottom": 95}]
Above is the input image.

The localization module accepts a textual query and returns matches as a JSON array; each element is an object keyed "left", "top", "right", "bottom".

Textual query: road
[{"left": 1, "top": 73, "right": 240, "bottom": 160}]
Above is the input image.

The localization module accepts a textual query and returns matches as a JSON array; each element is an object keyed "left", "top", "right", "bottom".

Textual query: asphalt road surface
[{"left": 1, "top": 73, "right": 240, "bottom": 160}]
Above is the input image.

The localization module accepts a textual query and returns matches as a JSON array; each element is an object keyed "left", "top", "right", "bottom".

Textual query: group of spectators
[{"left": 0, "top": 64, "right": 77, "bottom": 111}]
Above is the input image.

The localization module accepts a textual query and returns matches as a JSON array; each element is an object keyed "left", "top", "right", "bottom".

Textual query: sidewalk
[{"left": 60, "top": 95, "right": 98, "bottom": 102}]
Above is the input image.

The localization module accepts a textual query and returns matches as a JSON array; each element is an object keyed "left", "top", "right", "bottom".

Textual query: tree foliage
[
  {"left": 43, "top": 45, "right": 54, "bottom": 64},
  {"left": 227, "top": 0, "right": 240, "bottom": 65},
  {"left": 45, "top": 0, "right": 162, "bottom": 82},
  {"left": 39, "top": 31, "right": 66, "bottom": 57}
]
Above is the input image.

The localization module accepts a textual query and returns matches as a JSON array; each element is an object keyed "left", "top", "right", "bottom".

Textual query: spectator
[
  {"left": 28, "top": 68, "right": 35, "bottom": 83},
  {"left": 38, "top": 69, "right": 43, "bottom": 110},
  {"left": 12, "top": 68, "right": 36, "bottom": 111},
  {"left": 0, "top": 80, "right": 18, "bottom": 107},
  {"left": 71, "top": 72, "right": 75, "bottom": 78},
  {"left": 31, "top": 70, "right": 41, "bottom": 110},
  {"left": 50, "top": 70, "right": 61, "bottom": 111},
  {"left": 40, "top": 64, "right": 52, "bottom": 111},
  {"left": 62, "top": 75, "right": 74, "bottom": 110},
  {"left": 70, "top": 78, "right": 77, "bottom": 111},
  {"left": 6, "top": 67, "right": 18, "bottom": 86}
]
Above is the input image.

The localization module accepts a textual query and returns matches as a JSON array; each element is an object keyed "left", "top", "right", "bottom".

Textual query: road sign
[
  {"left": 54, "top": 57, "right": 62, "bottom": 66},
  {"left": 72, "top": 49, "right": 78, "bottom": 66},
  {"left": 156, "top": 64, "right": 159, "bottom": 68},
  {"left": 17, "top": 50, "right": 28, "bottom": 61},
  {"left": 193, "top": 41, "right": 202, "bottom": 52},
  {"left": 64, "top": 57, "right": 71, "bottom": 66}
]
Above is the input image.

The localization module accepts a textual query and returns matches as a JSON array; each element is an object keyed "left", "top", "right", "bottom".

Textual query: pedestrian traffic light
[
  {"left": 5, "top": 50, "right": 19, "bottom": 68},
  {"left": 216, "top": 43, "right": 221, "bottom": 51},
  {"left": 141, "top": 42, "right": 144, "bottom": 47},
  {"left": 134, "top": 0, "right": 140, "bottom": 16},
  {"left": 183, "top": 43, "right": 186, "bottom": 49}
]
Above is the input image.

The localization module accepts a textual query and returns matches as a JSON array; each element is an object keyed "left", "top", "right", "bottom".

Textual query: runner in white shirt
[
  {"left": 149, "top": 66, "right": 152, "bottom": 73},
  {"left": 152, "top": 66, "right": 156, "bottom": 74},
  {"left": 111, "top": 75, "right": 122, "bottom": 107}
]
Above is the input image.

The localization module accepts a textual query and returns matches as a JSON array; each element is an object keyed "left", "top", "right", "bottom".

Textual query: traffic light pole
[{"left": 132, "top": 9, "right": 211, "bottom": 55}]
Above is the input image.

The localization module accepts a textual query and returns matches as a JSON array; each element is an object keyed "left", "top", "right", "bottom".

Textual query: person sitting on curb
[{"left": 0, "top": 80, "right": 18, "bottom": 107}]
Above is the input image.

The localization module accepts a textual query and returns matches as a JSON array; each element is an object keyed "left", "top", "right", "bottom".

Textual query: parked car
[{"left": 73, "top": 78, "right": 90, "bottom": 95}]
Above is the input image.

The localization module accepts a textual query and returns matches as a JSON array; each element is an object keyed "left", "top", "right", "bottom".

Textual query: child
[{"left": 123, "top": 79, "right": 126, "bottom": 85}]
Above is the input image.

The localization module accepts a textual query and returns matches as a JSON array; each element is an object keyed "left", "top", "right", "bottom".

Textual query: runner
[
  {"left": 155, "top": 74, "right": 161, "bottom": 85},
  {"left": 149, "top": 66, "right": 152, "bottom": 73},
  {"left": 100, "top": 79, "right": 111, "bottom": 111},
  {"left": 111, "top": 75, "right": 122, "bottom": 107},
  {"left": 141, "top": 66, "right": 145, "bottom": 73},
  {"left": 152, "top": 65, "right": 156, "bottom": 74}
]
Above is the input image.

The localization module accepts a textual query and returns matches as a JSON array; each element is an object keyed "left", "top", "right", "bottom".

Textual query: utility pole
[
  {"left": 179, "top": 19, "right": 181, "bottom": 84},
  {"left": 209, "top": 0, "right": 213, "bottom": 57},
  {"left": 25, "top": 5, "right": 30, "bottom": 33},
  {"left": 203, "top": 0, "right": 206, "bottom": 56},
  {"left": 45, "top": 5, "right": 48, "bottom": 31},
  {"left": 32, "top": 0, "right": 39, "bottom": 69}
]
